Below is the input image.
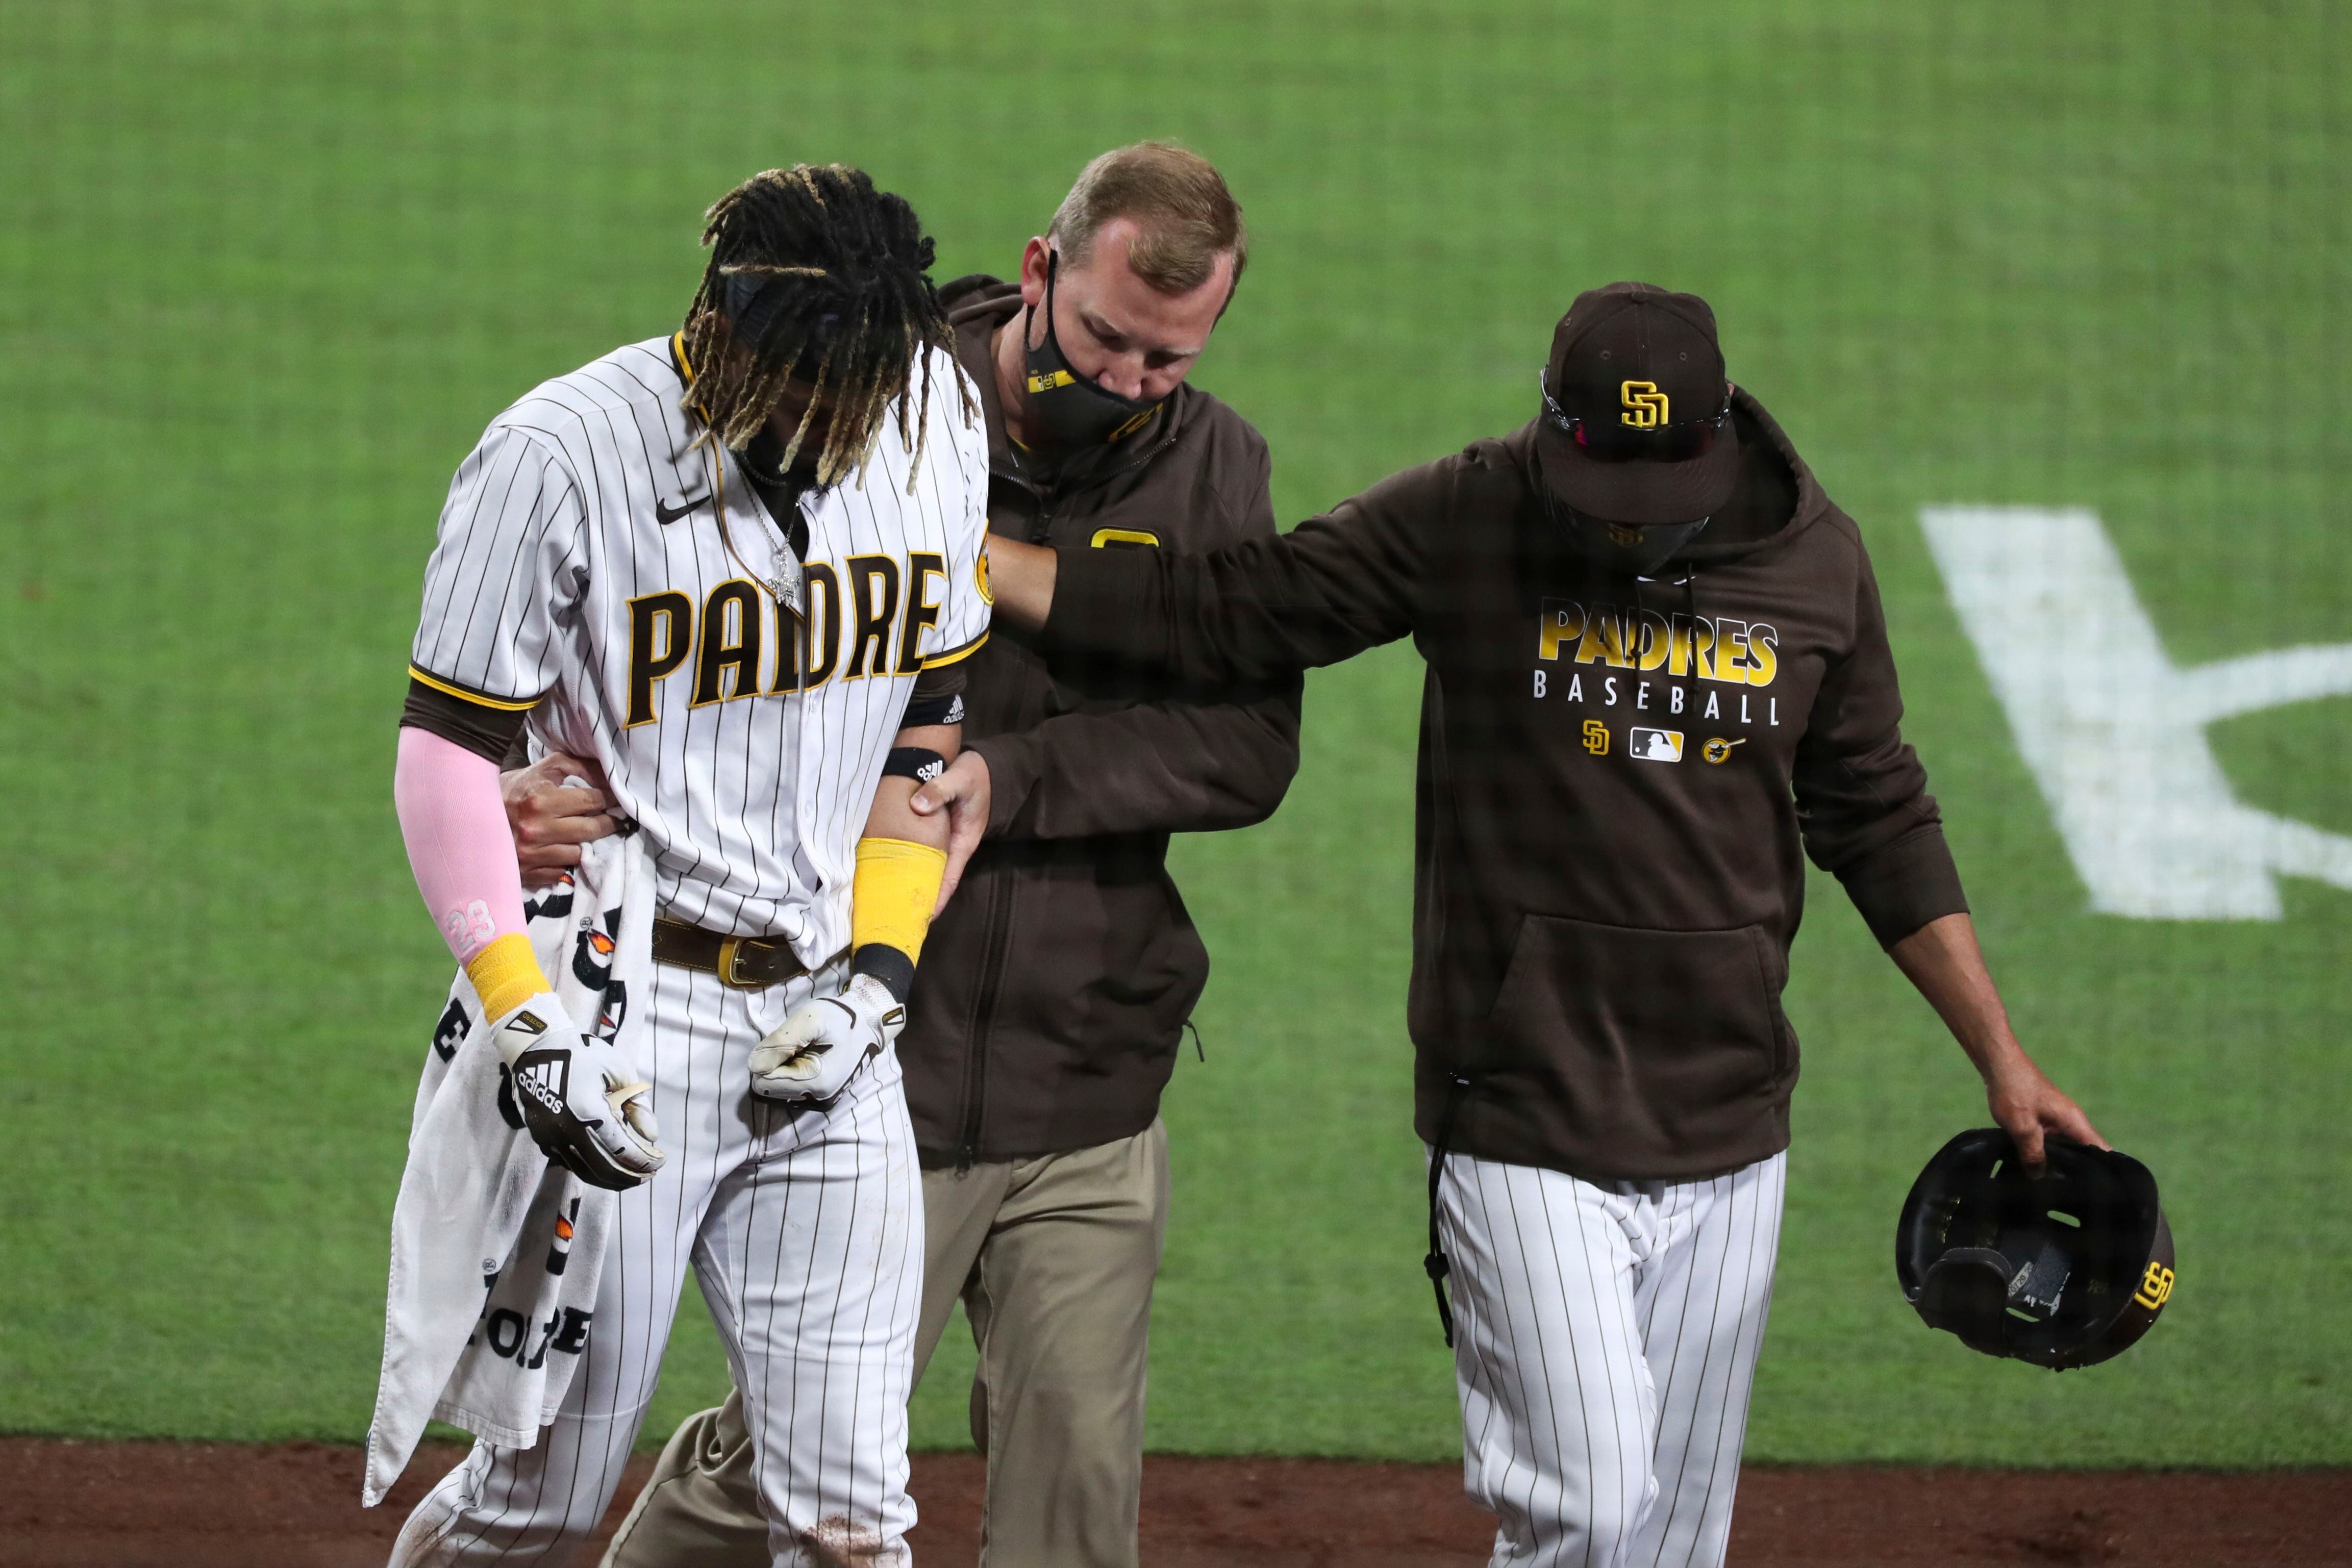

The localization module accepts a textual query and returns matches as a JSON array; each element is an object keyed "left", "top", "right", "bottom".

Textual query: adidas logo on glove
[{"left": 512, "top": 1051, "right": 573, "bottom": 1119}]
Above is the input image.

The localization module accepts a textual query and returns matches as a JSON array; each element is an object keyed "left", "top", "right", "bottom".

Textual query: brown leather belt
[{"left": 652, "top": 918, "right": 840, "bottom": 990}]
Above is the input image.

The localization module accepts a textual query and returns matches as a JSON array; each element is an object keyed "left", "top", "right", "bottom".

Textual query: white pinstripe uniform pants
[
  {"left": 391, "top": 957, "right": 925, "bottom": 1568},
  {"left": 1435, "top": 1149, "right": 1787, "bottom": 1568}
]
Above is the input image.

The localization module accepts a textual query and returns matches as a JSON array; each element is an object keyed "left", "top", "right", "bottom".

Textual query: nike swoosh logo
[{"left": 654, "top": 493, "right": 709, "bottom": 525}]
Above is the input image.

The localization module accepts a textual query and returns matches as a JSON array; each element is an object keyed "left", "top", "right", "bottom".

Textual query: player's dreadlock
[{"left": 679, "top": 165, "right": 968, "bottom": 490}]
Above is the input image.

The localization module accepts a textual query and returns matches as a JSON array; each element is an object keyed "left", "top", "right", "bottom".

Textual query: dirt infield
[{"left": 0, "top": 1437, "right": 2342, "bottom": 1566}]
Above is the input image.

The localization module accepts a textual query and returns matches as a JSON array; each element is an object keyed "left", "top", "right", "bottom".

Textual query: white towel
[{"left": 362, "top": 828, "right": 654, "bottom": 1507}]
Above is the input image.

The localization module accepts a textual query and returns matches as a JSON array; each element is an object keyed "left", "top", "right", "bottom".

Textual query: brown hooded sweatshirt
[
  {"left": 1039, "top": 390, "right": 1965, "bottom": 1180},
  {"left": 903, "top": 276, "right": 1302, "bottom": 1167}
]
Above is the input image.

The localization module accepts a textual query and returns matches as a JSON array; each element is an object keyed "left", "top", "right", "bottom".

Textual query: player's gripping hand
[
  {"left": 749, "top": 975, "right": 905, "bottom": 1103},
  {"left": 502, "top": 751, "right": 620, "bottom": 891},
  {"left": 492, "top": 995, "right": 665, "bottom": 1190}
]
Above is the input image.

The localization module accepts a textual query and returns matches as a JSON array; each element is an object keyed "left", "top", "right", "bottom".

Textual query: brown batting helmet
[{"left": 1896, "top": 1129, "right": 2175, "bottom": 1371}]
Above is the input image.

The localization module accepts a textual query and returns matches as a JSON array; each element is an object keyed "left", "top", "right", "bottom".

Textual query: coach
[
  {"left": 976, "top": 282, "right": 2106, "bottom": 1568},
  {"left": 511, "top": 144, "right": 1297, "bottom": 1568}
]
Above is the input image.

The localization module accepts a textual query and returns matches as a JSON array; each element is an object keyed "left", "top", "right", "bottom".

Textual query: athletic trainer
[
  {"left": 388, "top": 165, "right": 988, "bottom": 1565},
  {"left": 977, "top": 282, "right": 2106, "bottom": 1568},
  {"left": 517, "top": 144, "right": 1298, "bottom": 1568}
]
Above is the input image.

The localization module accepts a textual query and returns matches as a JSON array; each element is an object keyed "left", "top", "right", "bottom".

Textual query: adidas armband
[{"left": 881, "top": 747, "right": 948, "bottom": 784}]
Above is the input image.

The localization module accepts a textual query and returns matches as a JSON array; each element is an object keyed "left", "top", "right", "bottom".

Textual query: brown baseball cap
[{"left": 1533, "top": 281, "right": 1739, "bottom": 526}]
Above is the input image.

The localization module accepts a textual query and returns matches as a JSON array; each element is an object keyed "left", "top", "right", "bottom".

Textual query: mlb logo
[{"left": 1629, "top": 728, "right": 1684, "bottom": 763}]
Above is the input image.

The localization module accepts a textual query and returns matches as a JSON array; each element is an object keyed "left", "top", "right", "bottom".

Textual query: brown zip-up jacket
[
  {"left": 899, "top": 276, "right": 1302, "bottom": 1167},
  {"left": 1039, "top": 390, "right": 1966, "bottom": 1180}
]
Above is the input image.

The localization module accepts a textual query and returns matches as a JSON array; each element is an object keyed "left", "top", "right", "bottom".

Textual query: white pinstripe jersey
[{"left": 410, "top": 335, "right": 990, "bottom": 959}]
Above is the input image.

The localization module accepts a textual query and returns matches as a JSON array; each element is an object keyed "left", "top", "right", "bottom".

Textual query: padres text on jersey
[{"left": 410, "top": 336, "right": 990, "bottom": 956}]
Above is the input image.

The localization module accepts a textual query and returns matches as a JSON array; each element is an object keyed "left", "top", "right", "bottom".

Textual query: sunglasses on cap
[{"left": 1540, "top": 369, "right": 1732, "bottom": 463}]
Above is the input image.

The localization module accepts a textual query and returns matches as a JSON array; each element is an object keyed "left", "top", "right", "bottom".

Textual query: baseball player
[
  {"left": 978, "top": 282, "right": 2108, "bottom": 1568},
  {"left": 512, "top": 145, "right": 1297, "bottom": 1568},
  {"left": 387, "top": 165, "right": 989, "bottom": 1566}
]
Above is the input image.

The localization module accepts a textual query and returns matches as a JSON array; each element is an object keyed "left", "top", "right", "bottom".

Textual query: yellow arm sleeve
[
  {"left": 852, "top": 837, "right": 949, "bottom": 967},
  {"left": 464, "top": 931, "right": 550, "bottom": 1021}
]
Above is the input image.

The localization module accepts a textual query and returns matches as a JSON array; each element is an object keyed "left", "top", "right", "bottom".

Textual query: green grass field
[{"left": 5, "top": 0, "right": 2346, "bottom": 1468}]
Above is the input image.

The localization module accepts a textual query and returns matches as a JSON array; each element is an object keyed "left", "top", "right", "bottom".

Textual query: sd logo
[{"left": 1620, "top": 380, "right": 1669, "bottom": 428}]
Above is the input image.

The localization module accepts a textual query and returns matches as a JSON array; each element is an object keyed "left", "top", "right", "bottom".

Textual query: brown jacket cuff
[
  {"left": 1838, "top": 825, "right": 1970, "bottom": 949},
  {"left": 966, "top": 734, "right": 1042, "bottom": 837}
]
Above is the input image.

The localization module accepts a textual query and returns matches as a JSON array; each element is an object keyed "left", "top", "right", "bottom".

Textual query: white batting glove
[
  {"left": 749, "top": 974, "right": 905, "bottom": 1103},
  {"left": 492, "top": 993, "right": 665, "bottom": 1191}
]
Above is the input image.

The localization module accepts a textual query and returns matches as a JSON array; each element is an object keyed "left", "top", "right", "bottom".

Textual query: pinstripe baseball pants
[
  {"left": 1435, "top": 1149, "right": 1786, "bottom": 1568},
  {"left": 390, "top": 957, "right": 925, "bottom": 1568}
]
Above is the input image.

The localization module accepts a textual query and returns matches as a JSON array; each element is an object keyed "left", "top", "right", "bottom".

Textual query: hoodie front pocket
[{"left": 1484, "top": 914, "right": 1793, "bottom": 1167}]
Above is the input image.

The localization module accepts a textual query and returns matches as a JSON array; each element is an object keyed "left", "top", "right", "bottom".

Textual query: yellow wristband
[
  {"left": 853, "top": 837, "right": 948, "bottom": 968},
  {"left": 465, "top": 932, "right": 549, "bottom": 1022}
]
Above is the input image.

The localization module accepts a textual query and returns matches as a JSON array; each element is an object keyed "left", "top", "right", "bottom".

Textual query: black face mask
[
  {"left": 1022, "top": 249, "right": 1159, "bottom": 447},
  {"left": 1549, "top": 495, "right": 1712, "bottom": 576}
]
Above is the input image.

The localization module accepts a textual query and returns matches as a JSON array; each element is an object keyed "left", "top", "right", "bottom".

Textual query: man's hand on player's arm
[
  {"left": 751, "top": 722, "right": 959, "bottom": 1102},
  {"left": 503, "top": 751, "right": 619, "bottom": 889},
  {"left": 1889, "top": 911, "right": 2107, "bottom": 1169},
  {"left": 907, "top": 750, "right": 990, "bottom": 912}
]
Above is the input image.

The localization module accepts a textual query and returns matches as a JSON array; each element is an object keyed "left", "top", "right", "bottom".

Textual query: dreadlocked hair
[{"left": 679, "top": 164, "right": 970, "bottom": 490}]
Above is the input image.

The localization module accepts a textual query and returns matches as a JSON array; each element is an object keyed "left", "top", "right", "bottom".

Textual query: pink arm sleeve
[{"left": 394, "top": 725, "right": 529, "bottom": 965}]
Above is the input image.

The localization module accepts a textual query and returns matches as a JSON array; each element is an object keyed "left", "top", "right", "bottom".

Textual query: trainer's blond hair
[{"left": 1047, "top": 142, "right": 1247, "bottom": 296}]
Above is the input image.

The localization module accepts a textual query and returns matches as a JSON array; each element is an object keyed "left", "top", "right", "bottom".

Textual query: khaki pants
[{"left": 601, "top": 1119, "right": 1170, "bottom": 1568}]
